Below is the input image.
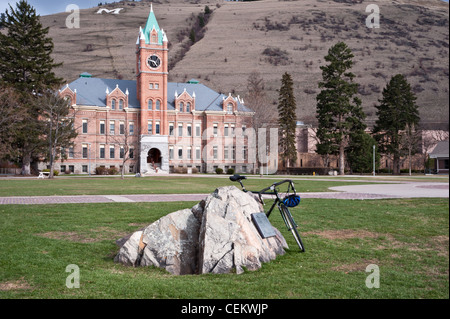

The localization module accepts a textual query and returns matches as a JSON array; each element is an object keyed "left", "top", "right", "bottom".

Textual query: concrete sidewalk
[
  {"left": 329, "top": 182, "right": 449, "bottom": 198},
  {"left": 0, "top": 181, "right": 447, "bottom": 205}
]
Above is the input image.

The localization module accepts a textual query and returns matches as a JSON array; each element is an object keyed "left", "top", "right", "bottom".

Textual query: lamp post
[{"left": 373, "top": 144, "right": 376, "bottom": 177}]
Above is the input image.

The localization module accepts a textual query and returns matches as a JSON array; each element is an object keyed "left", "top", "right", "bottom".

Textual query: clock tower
[{"left": 136, "top": 5, "right": 170, "bottom": 173}]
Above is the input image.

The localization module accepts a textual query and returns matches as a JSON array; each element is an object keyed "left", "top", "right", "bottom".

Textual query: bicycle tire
[{"left": 280, "top": 205, "right": 305, "bottom": 252}]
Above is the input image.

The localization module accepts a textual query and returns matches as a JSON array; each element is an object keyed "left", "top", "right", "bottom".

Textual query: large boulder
[{"left": 115, "top": 186, "right": 288, "bottom": 275}]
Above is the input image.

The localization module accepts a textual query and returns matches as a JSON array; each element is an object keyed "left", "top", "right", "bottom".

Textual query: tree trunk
[
  {"left": 393, "top": 154, "right": 400, "bottom": 175},
  {"left": 21, "top": 153, "right": 31, "bottom": 175},
  {"left": 339, "top": 142, "right": 345, "bottom": 175}
]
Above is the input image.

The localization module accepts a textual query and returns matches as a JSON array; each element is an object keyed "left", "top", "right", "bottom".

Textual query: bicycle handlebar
[{"left": 229, "top": 175, "right": 296, "bottom": 195}]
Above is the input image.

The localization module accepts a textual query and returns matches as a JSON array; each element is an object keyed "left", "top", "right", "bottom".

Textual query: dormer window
[
  {"left": 111, "top": 99, "right": 116, "bottom": 110},
  {"left": 227, "top": 103, "right": 233, "bottom": 114},
  {"left": 186, "top": 102, "right": 191, "bottom": 113},
  {"left": 179, "top": 102, "right": 184, "bottom": 112},
  {"left": 119, "top": 99, "right": 124, "bottom": 110}
]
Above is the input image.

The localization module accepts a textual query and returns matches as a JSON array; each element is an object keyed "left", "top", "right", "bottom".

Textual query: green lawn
[
  {"left": 0, "top": 198, "right": 448, "bottom": 299},
  {"left": 0, "top": 176, "right": 388, "bottom": 197}
]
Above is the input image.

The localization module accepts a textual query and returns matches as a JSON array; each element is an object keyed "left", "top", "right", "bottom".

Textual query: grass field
[
  {"left": 0, "top": 198, "right": 448, "bottom": 299},
  {"left": 0, "top": 176, "right": 395, "bottom": 197}
]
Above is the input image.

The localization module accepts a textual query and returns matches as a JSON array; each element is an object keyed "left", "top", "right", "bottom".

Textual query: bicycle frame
[{"left": 230, "top": 175, "right": 305, "bottom": 251}]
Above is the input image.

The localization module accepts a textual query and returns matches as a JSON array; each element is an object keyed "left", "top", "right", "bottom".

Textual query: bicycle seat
[{"left": 229, "top": 174, "right": 247, "bottom": 182}]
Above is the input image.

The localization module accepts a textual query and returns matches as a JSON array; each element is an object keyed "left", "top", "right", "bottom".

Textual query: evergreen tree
[
  {"left": 0, "top": 0, "right": 63, "bottom": 92},
  {"left": 373, "top": 74, "right": 420, "bottom": 175},
  {"left": 315, "top": 42, "right": 366, "bottom": 175},
  {"left": 0, "top": 0, "right": 63, "bottom": 175},
  {"left": 277, "top": 72, "right": 297, "bottom": 168},
  {"left": 346, "top": 131, "right": 380, "bottom": 174}
]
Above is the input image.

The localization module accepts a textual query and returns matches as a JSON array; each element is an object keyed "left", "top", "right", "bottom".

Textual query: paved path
[{"left": 0, "top": 182, "right": 447, "bottom": 205}]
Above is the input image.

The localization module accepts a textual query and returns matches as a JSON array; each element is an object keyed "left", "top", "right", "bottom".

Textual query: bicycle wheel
[{"left": 280, "top": 204, "right": 305, "bottom": 252}]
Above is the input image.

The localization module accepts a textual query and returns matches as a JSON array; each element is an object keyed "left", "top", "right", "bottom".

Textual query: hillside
[{"left": 40, "top": 0, "right": 449, "bottom": 128}]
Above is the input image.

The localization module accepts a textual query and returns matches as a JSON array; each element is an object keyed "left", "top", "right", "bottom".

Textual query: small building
[{"left": 429, "top": 140, "right": 449, "bottom": 174}]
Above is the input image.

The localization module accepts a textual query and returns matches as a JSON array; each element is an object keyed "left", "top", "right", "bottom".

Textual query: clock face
[{"left": 147, "top": 54, "right": 161, "bottom": 69}]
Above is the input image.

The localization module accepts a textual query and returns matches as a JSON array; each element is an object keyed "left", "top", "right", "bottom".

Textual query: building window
[
  {"left": 156, "top": 100, "right": 161, "bottom": 110},
  {"left": 100, "top": 120, "right": 105, "bottom": 135},
  {"left": 119, "top": 99, "right": 124, "bottom": 110},
  {"left": 213, "top": 124, "right": 218, "bottom": 136},
  {"left": 169, "top": 146, "right": 174, "bottom": 160},
  {"left": 82, "top": 120, "right": 88, "bottom": 134},
  {"left": 213, "top": 146, "right": 218, "bottom": 160},
  {"left": 196, "top": 147, "right": 201, "bottom": 160},
  {"left": 231, "top": 124, "right": 235, "bottom": 136},
  {"left": 149, "top": 83, "right": 153, "bottom": 89},
  {"left": 119, "top": 121, "right": 125, "bottom": 135},
  {"left": 82, "top": 165, "right": 88, "bottom": 173},
  {"left": 111, "top": 99, "right": 116, "bottom": 110},
  {"left": 178, "top": 123, "right": 183, "bottom": 137},
  {"left": 224, "top": 124, "right": 229, "bottom": 137},
  {"left": 187, "top": 147, "right": 192, "bottom": 160},
  {"left": 110, "top": 145, "right": 115, "bottom": 159},
  {"left": 129, "top": 148, "right": 134, "bottom": 159},
  {"left": 169, "top": 123, "right": 174, "bottom": 136},
  {"left": 60, "top": 165, "right": 66, "bottom": 173},
  {"left": 243, "top": 146, "right": 248, "bottom": 161},
  {"left": 69, "top": 165, "right": 74, "bottom": 173},
  {"left": 148, "top": 121, "right": 153, "bottom": 135},
  {"left": 100, "top": 145, "right": 105, "bottom": 159},
  {"left": 224, "top": 146, "right": 229, "bottom": 160},
  {"left": 178, "top": 147, "right": 183, "bottom": 160},
  {"left": 227, "top": 103, "right": 233, "bottom": 114},
  {"left": 148, "top": 100, "right": 153, "bottom": 110},
  {"left": 110, "top": 121, "right": 115, "bottom": 135},
  {"left": 196, "top": 124, "right": 201, "bottom": 137},
  {"left": 179, "top": 102, "right": 184, "bottom": 112},
  {"left": 186, "top": 102, "right": 191, "bottom": 113},
  {"left": 129, "top": 122, "right": 134, "bottom": 135},
  {"left": 82, "top": 144, "right": 88, "bottom": 159},
  {"left": 120, "top": 146, "right": 125, "bottom": 159},
  {"left": 232, "top": 146, "right": 236, "bottom": 160},
  {"left": 187, "top": 124, "right": 192, "bottom": 137},
  {"left": 69, "top": 147, "right": 74, "bottom": 159},
  {"left": 155, "top": 122, "right": 160, "bottom": 135}
]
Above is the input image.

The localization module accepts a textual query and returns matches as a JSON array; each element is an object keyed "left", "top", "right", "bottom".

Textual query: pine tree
[
  {"left": 277, "top": 72, "right": 297, "bottom": 168},
  {"left": 315, "top": 42, "right": 366, "bottom": 175},
  {"left": 0, "top": 0, "right": 63, "bottom": 92},
  {"left": 0, "top": 0, "right": 63, "bottom": 175},
  {"left": 373, "top": 74, "right": 420, "bottom": 175}
]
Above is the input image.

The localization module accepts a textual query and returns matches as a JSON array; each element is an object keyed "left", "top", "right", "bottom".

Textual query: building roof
[
  {"left": 66, "top": 77, "right": 253, "bottom": 113},
  {"left": 430, "top": 140, "right": 449, "bottom": 158}
]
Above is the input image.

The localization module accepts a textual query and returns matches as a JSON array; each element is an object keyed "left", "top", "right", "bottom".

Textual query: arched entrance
[{"left": 147, "top": 148, "right": 162, "bottom": 165}]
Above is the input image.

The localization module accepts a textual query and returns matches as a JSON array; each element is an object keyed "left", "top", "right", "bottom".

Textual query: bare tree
[
  {"left": 37, "top": 92, "right": 78, "bottom": 179},
  {"left": 245, "top": 71, "right": 275, "bottom": 173},
  {"left": 108, "top": 117, "right": 138, "bottom": 179}
]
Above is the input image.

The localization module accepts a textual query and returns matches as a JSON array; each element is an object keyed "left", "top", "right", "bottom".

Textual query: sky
[
  {"left": 0, "top": 0, "right": 448, "bottom": 16},
  {"left": 0, "top": 0, "right": 103, "bottom": 16}
]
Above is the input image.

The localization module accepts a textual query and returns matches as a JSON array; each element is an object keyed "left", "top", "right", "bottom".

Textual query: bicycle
[{"left": 229, "top": 174, "right": 305, "bottom": 252}]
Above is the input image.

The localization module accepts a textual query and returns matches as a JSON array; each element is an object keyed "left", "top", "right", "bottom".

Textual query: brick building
[{"left": 46, "top": 6, "right": 255, "bottom": 175}]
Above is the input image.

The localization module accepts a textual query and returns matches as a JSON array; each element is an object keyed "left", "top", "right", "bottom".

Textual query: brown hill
[{"left": 41, "top": 0, "right": 449, "bottom": 128}]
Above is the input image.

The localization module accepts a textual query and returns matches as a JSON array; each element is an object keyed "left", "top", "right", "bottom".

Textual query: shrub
[
  {"left": 226, "top": 168, "right": 235, "bottom": 175},
  {"left": 95, "top": 167, "right": 107, "bottom": 175},
  {"left": 108, "top": 167, "right": 118, "bottom": 175},
  {"left": 215, "top": 168, "right": 223, "bottom": 175}
]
